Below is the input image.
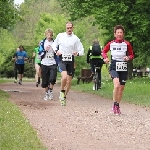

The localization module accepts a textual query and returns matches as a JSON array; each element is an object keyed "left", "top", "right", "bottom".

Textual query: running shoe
[
  {"left": 115, "top": 106, "right": 121, "bottom": 115},
  {"left": 59, "top": 92, "right": 65, "bottom": 101},
  {"left": 44, "top": 92, "right": 49, "bottom": 100},
  {"left": 18, "top": 80, "right": 22, "bottom": 85},
  {"left": 36, "top": 82, "right": 38, "bottom": 87},
  {"left": 14, "top": 80, "right": 17, "bottom": 83},
  {"left": 61, "top": 97, "right": 66, "bottom": 106},
  {"left": 110, "top": 106, "right": 117, "bottom": 114},
  {"left": 110, "top": 106, "right": 121, "bottom": 115},
  {"left": 48, "top": 91, "right": 54, "bottom": 100}
]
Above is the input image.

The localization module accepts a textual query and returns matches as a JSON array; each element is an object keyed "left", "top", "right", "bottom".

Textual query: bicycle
[{"left": 92, "top": 65, "right": 101, "bottom": 90}]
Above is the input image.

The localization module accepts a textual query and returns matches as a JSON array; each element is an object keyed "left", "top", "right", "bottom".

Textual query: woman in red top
[{"left": 102, "top": 25, "right": 134, "bottom": 115}]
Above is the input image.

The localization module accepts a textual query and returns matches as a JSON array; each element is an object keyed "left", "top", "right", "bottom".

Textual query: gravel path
[{"left": 0, "top": 82, "right": 150, "bottom": 150}]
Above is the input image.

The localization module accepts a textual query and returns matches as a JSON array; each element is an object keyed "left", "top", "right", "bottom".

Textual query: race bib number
[
  {"left": 46, "top": 53, "right": 54, "bottom": 60},
  {"left": 18, "top": 56, "right": 23, "bottom": 59},
  {"left": 116, "top": 62, "right": 127, "bottom": 71},
  {"left": 62, "top": 54, "right": 72, "bottom": 61}
]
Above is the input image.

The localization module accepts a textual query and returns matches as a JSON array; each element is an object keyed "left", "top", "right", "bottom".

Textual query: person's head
[
  {"left": 66, "top": 21, "right": 74, "bottom": 35},
  {"left": 93, "top": 39, "right": 99, "bottom": 45},
  {"left": 45, "top": 28, "right": 53, "bottom": 41},
  {"left": 114, "top": 25, "right": 125, "bottom": 40},
  {"left": 19, "top": 45, "right": 24, "bottom": 51}
]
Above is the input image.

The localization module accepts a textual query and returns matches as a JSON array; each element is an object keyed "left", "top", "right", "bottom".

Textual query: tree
[
  {"left": 0, "top": 0, "right": 19, "bottom": 29},
  {"left": 58, "top": 0, "right": 150, "bottom": 67}
]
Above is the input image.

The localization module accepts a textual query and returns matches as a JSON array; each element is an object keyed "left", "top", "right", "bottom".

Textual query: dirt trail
[{"left": 0, "top": 82, "right": 150, "bottom": 150}]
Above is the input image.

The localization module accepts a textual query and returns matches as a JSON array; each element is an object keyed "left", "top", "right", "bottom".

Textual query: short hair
[
  {"left": 93, "top": 39, "right": 99, "bottom": 44},
  {"left": 66, "top": 21, "right": 73, "bottom": 27},
  {"left": 45, "top": 28, "right": 53, "bottom": 36},
  {"left": 114, "top": 25, "right": 125, "bottom": 33},
  {"left": 19, "top": 45, "right": 24, "bottom": 49}
]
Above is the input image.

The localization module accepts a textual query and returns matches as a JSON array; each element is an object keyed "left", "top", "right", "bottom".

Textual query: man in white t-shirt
[
  {"left": 39, "top": 28, "right": 57, "bottom": 100},
  {"left": 52, "top": 21, "right": 84, "bottom": 106}
]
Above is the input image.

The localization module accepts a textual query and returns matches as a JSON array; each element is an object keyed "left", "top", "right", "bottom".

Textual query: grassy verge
[
  {"left": 0, "top": 80, "right": 46, "bottom": 150},
  {"left": 72, "top": 77, "right": 150, "bottom": 107}
]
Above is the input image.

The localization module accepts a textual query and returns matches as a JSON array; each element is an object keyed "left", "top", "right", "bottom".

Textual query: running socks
[
  {"left": 61, "top": 90, "right": 65, "bottom": 93},
  {"left": 114, "top": 102, "right": 119, "bottom": 107}
]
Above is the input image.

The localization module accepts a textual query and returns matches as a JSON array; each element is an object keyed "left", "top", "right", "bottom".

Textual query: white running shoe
[
  {"left": 44, "top": 92, "right": 49, "bottom": 100},
  {"left": 48, "top": 91, "right": 54, "bottom": 100},
  {"left": 59, "top": 92, "right": 65, "bottom": 101},
  {"left": 18, "top": 80, "right": 22, "bottom": 85},
  {"left": 14, "top": 80, "right": 17, "bottom": 83}
]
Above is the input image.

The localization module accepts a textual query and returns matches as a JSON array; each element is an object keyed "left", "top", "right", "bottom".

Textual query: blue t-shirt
[{"left": 16, "top": 51, "right": 27, "bottom": 64}]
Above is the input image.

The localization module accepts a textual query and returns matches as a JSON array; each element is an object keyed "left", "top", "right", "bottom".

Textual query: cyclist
[
  {"left": 87, "top": 39, "right": 104, "bottom": 89},
  {"left": 102, "top": 25, "right": 134, "bottom": 115}
]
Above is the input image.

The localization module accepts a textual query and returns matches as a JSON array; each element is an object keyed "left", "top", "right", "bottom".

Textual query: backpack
[{"left": 91, "top": 44, "right": 101, "bottom": 56}]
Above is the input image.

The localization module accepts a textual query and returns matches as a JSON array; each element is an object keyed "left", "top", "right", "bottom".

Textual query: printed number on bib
[
  {"left": 46, "top": 53, "right": 54, "bottom": 60},
  {"left": 116, "top": 62, "right": 127, "bottom": 71},
  {"left": 62, "top": 54, "right": 72, "bottom": 61}
]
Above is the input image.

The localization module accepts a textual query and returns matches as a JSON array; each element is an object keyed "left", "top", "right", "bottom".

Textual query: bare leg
[
  {"left": 65, "top": 75, "right": 72, "bottom": 96},
  {"left": 61, "top": 71, "right": 68, "bottom": 91},
  {"left": 113, "top": 78, "right": 120, "bottom": 102},
  {"left": 49, "top": 83, "right": 54, "bottom": 90},
  {"left": 35, "top": 64, "right": 41, "bottom": 82},
  {"left": 117, "top": 85, "right": 125, "bottom": 103}
]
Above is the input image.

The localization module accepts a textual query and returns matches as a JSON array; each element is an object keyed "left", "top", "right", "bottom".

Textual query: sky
[{"left": 14, "top": 0, "right": 24, "bottom": 5}]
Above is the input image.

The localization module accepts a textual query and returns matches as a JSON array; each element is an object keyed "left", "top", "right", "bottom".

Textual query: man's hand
[
  {"left": 124, "top": 56, "right": 130, "bottom": 61},
  {"left": 103, "top": 58, "right": 109, "bottom": 64},
  {"left": 73, "top": 52, "right": 78, "bottom": 56},
  {"left": 45, "top": 45, "right": 51, "bottom": 51},
  {"left": 56, "top": 50, "right": 62, "bottom": 56}
]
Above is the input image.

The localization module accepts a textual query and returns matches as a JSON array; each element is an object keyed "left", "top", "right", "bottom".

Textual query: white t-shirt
[
  {"left": 52, "top": 32, "right": 84, "bottom": 56},
  {"left": 41, "top": 40, "right": 56, "bottom": 66}
]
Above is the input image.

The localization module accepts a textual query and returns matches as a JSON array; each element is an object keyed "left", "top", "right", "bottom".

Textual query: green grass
[
  {"left": 0, "top": 78, "right": 35, "bottom": 84},
  {"left": 0, "top": 80, "right": 46, "bottom": 150},
  {"left": 72, "top": 77, "right": 150, "bottom": 107}
]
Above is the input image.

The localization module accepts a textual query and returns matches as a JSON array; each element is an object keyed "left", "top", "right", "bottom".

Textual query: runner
[
  {"left": 15, "top": 45, "right": 28, "bottom": 85},
  {"left": 38, "top": 28, "right": 57, "bottom": 100},
  {"left": 102, "top": 25, "right": 134, "bottom": 115},
  {"left": 52, "top": 21, "right": 84, "bottom": 106},
  {"left": 32, "top": 43, "right": 41, "bottom": 87}
]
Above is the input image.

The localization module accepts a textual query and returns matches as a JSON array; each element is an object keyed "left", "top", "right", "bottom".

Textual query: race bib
[
  {"left": 116, "top": 62, "right": 127, "bottom": 71},
  {"left": 18, "top": 56, "right": 23, "bottom": 59},
  {"left": 62, "top": 54, "right": 72, "bottom": 61},
  {"left": 46, "top": 53, "right": 54, "bottom": 60}
]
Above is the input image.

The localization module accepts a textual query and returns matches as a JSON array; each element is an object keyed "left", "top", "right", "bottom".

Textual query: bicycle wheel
[{"left": 94, "top": 72, "right": 99, "bottom": 90}]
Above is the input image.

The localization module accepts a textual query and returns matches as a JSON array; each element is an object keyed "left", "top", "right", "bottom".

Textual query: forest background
[{"left": 0, "top": 0, "right": 150, "bottom": 78}]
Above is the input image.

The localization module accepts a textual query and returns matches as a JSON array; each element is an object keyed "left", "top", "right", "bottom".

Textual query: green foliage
[
  {"left": 34, "top": 13, "right": 68, "bottom": 43},
  {"left": 0, "top": 28, "right": 17, "bottom": 77},
  {"left": 58, "top": 0, "right": 150, "bottom": 67},
  {"left": 0, "top": 0, "right": 19, "bottom": 29},
  {"left": 0, "top": 28, "right": 16, "bottom": 65}
]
